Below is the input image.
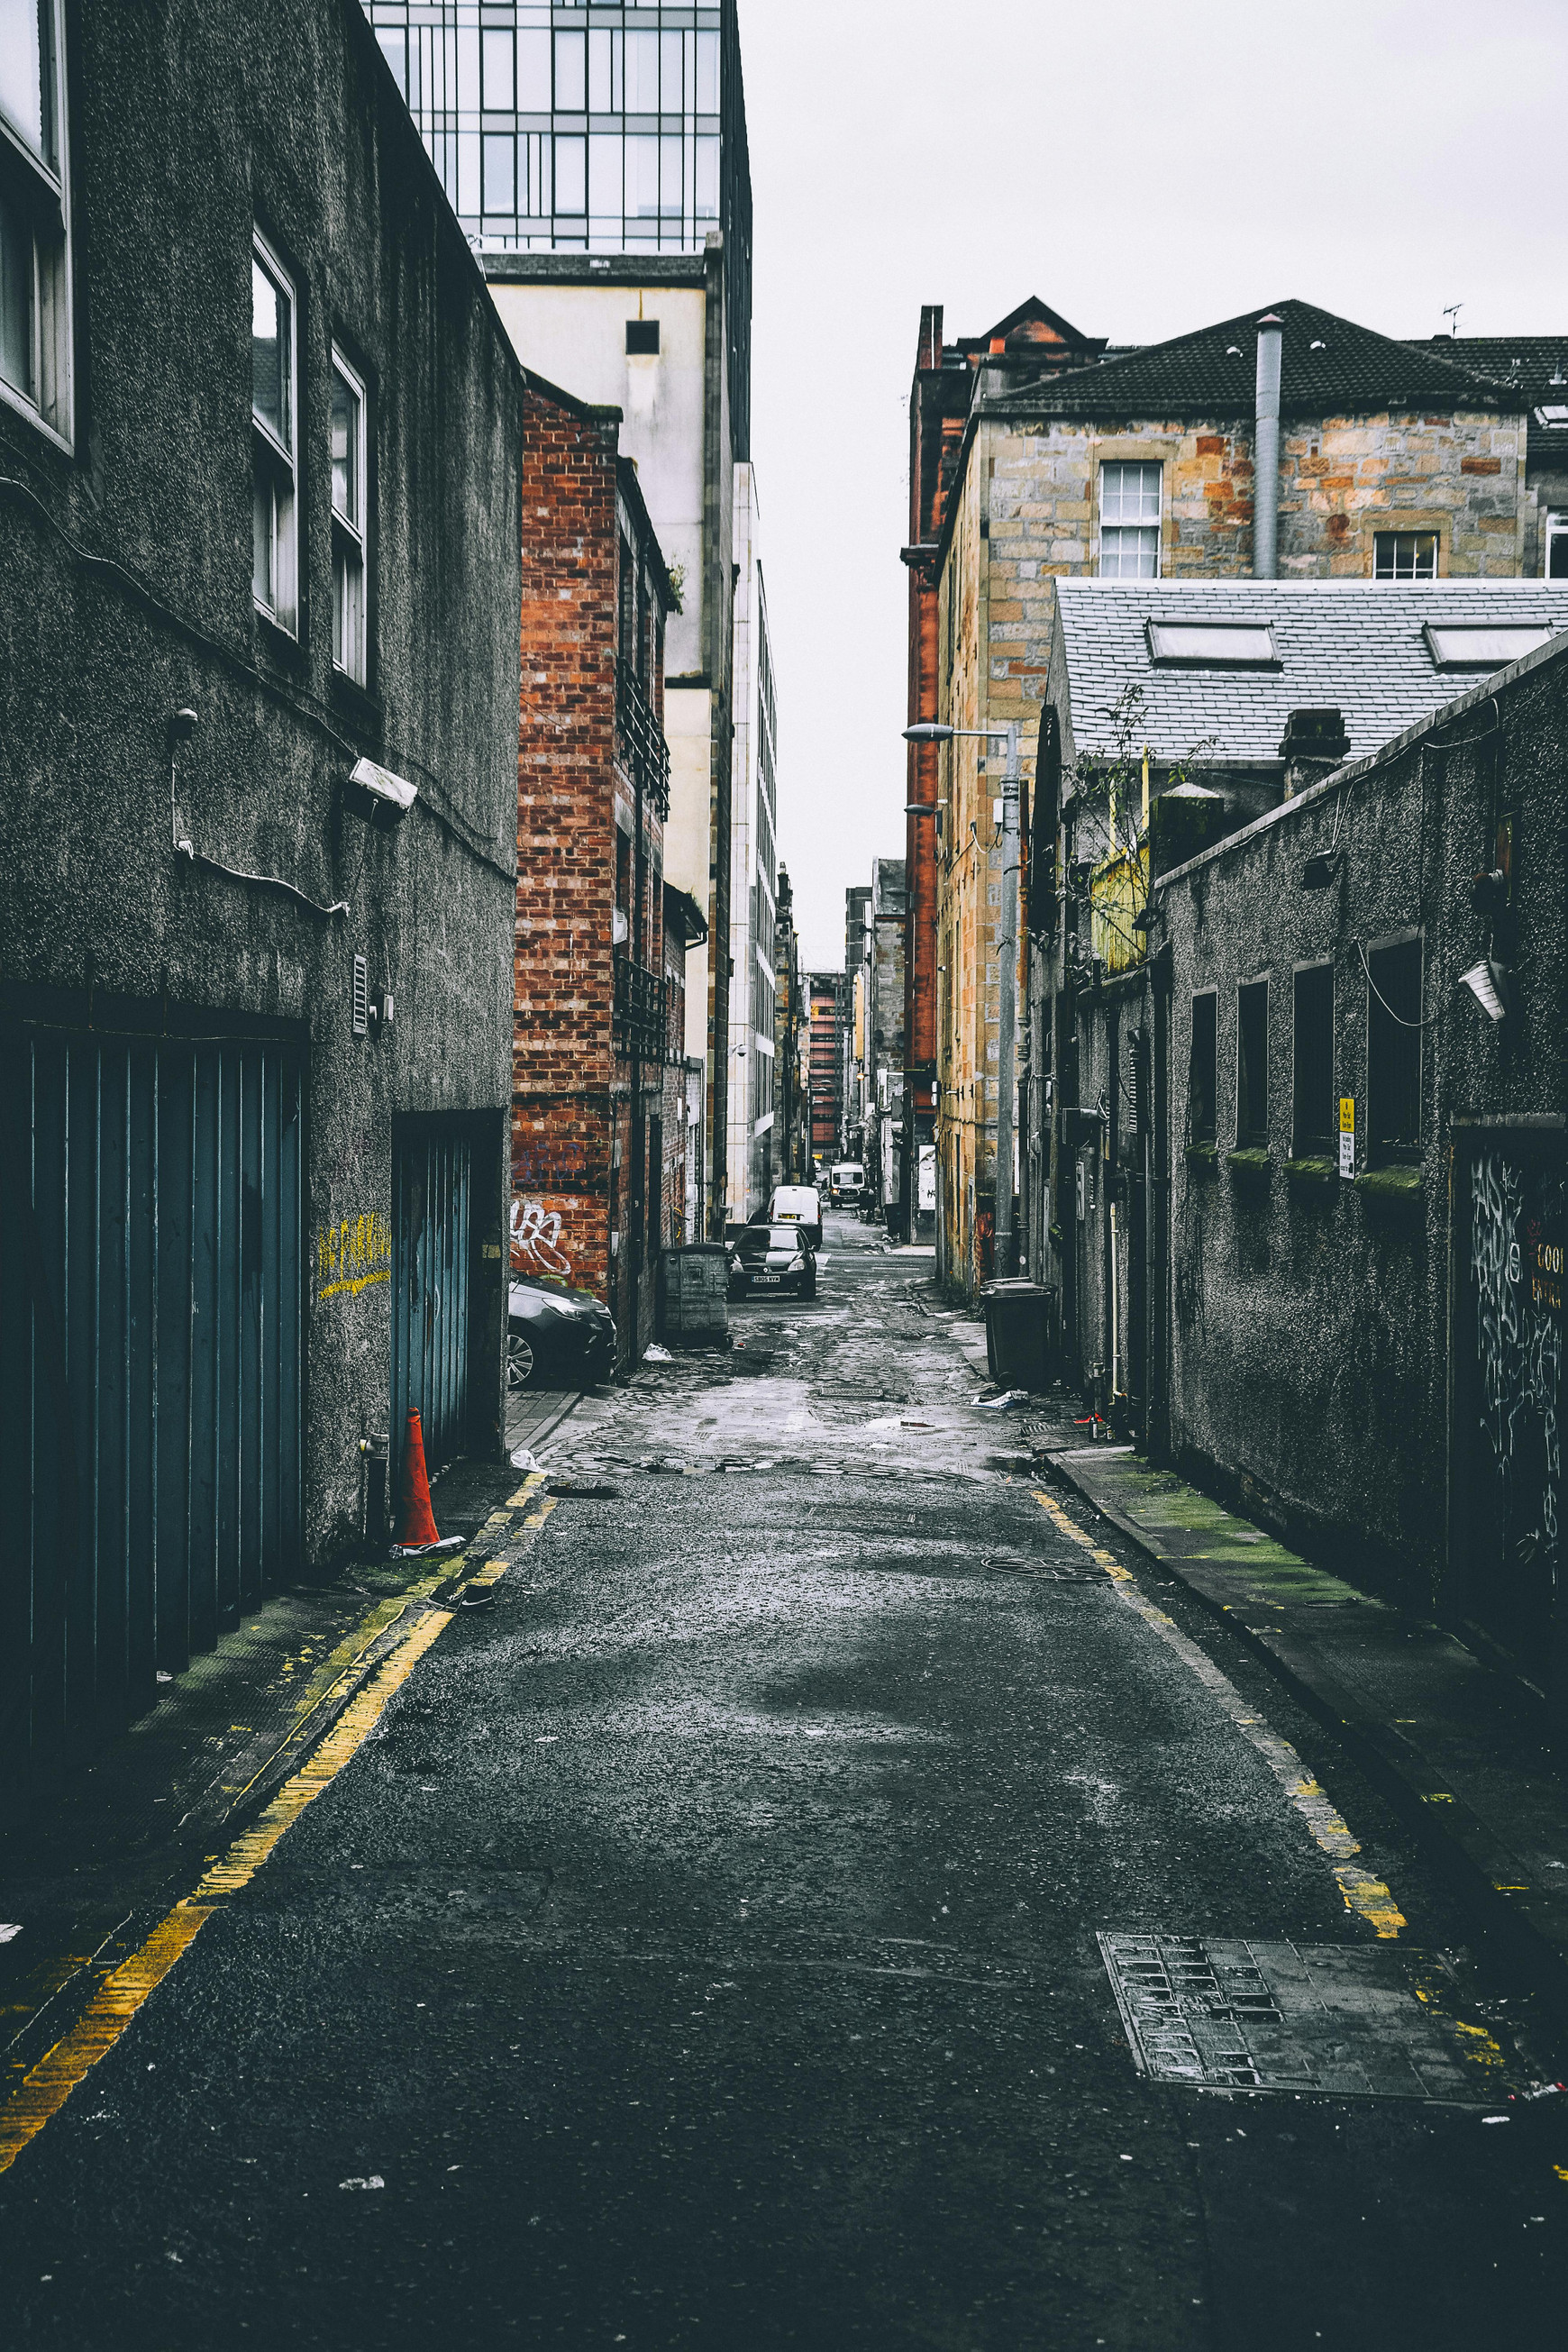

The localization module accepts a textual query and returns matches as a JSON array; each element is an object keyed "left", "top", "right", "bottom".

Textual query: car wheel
[{"left": 507, "top": 1332, "right": 536, "bottom": 1390}]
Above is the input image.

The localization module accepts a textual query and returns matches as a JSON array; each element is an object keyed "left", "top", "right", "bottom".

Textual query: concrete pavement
[{"left": 1, "top": 1211, "right": 1564, "bottom": 2347}]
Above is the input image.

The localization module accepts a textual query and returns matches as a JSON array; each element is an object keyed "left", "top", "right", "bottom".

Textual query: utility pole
[{"left": 994, "top": 720, "right": 1020, "bottom": 1278}]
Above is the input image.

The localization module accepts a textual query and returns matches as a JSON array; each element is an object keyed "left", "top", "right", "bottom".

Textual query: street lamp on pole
[{"left": 901, "top": 718, "right": 1022, "bottom": 1278}]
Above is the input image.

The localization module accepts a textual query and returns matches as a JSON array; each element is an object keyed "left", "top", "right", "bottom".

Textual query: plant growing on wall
[{"left": 1062, "top": 684, "right": 1217, "bottom": 971}]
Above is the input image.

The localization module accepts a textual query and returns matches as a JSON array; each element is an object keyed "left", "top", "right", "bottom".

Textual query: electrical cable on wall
[
  {"left": 3, "top": 470, "right": 514, "bottom": 888},
  {"left": 1357, "top": 940, "right": 1440, "bottom": 1029}
]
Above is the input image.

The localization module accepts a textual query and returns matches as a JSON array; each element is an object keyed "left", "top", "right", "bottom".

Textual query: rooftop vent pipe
[{"left": 1254, "top": 313, "right": 1283, "bottom": 579}]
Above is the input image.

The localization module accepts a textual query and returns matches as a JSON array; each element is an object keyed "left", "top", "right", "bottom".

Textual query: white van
[
  {"left": 769, "top": 1184, "right": 823, "bottom": 1246},
  {"left": 828, "top": 1162, "right": 864, "bottom": 1208}
]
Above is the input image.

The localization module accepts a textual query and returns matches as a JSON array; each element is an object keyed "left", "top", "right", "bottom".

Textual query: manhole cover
[{"left": 1099, "top": 1934, "right": 1514, "bottom": 2102}]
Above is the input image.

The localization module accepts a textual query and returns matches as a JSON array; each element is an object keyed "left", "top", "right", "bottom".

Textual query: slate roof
[
  {"left": 1419, "top": 337, "right": 1568, "bottom": 406},
  {"left": 989, "top": 298, "right": 1507, "bottom": 421},
  {"left": 1054, "top": 579, "right": 1568, "bottom": 767}
]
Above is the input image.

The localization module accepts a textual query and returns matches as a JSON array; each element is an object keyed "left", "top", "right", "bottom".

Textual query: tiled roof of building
[
  {"left": 1055, "top": 579, "right": 1568, "bottom": 767},
  {"left": 1418, "top": 337, "right": 1568, "bottom": 406},
  {"left": 991, "top": 299, "right": 1506, "bottom": 420}
]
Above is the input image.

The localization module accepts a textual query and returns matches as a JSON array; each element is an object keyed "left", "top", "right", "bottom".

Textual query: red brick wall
[
  {"left": 510, "top": 380, "right": 670, "bottom": 1371},
  {"left": 511, "top": 385, "right": 619, "bottom": 1309}
]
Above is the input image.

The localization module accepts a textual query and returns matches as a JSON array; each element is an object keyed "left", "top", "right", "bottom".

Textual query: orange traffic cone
[{"left": 397, "top": 1409, "right": 441, "bottom": 1547}]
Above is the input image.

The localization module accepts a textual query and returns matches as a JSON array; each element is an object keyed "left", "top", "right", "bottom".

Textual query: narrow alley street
[{"left": 1, "top": 1213, "right": 1564, "bottom": 2348}]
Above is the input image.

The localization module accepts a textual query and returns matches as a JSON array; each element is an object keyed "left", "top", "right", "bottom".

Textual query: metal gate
[
  {"left": 0, "top": 1024, "right": 302, "bottom": 1804},
  {"left": 390, "top": 1126, "right": 471, "bottom": 1491},
  {"left": 1454, "top": 1137, "right": 1564, "bottom": 1666}
]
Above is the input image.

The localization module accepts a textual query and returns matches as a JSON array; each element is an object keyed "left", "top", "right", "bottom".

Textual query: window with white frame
[
  {"left": 251, "top": 232, "right": 297, "bottom": 634},
  {"left": 330, "top": 349, "right": 368, "bottom": 684},
  {"left": 1373, "top": 530, "right": 1437, "bottom": 580},
  {"left": 0, "top": 0, "right": 72, "bottom": 445},
  {"left": 1099, "top": 461, "right": 1162, "bottom": 577},
  {"left": 1545, "top": 511, "right": 1568, "bottom": 579}
]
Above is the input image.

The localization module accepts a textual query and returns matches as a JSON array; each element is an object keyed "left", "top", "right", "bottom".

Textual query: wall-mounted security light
[
  {"left": 1459, "top": 957, "right": 1511, "bottom": 1024},
  {"left": 346, "top": 755, "right": 418, "bottom": 828}
]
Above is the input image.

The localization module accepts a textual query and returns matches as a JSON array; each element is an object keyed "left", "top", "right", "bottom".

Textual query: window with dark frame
[
  {"left": 1236, "top": 980, "right": 1268, "bottom": 1147},
  {"left": 1367, "top": 938, "right": 1423, "bottom": 1162},
  {"left": 1188, "top": 991, "right": 1217, "bottom": 1146},
  {"left": 625, "top": 318, "right": 660, "bottom": 355},
  {"left": 1292, "top": 964, "right": 1335, "bottom": 1157}
]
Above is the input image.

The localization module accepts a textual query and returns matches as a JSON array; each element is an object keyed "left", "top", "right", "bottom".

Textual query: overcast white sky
[{"left": 739, "top": 0, "right": 1568, "bottom": 969}]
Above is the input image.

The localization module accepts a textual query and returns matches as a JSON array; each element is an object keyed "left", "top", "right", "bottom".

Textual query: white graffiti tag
[
  {"left": 1471, "top": 1151, "right": 1561, "bottom": 1579},
  {"left": 1471, "top": 1152, "right": 1523, "bottom": 1464},
  {"left": 510, "top": 1194, "right": 572, "bottom": 1280}
]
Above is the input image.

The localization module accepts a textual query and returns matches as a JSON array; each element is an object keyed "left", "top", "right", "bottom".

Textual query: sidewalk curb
[
  {"left": 1038, "top": 1443, "right": 1568, "bottom": 2011},
  {"left": 506, "top": 1387, "right": 584, "bottom": 1458}
]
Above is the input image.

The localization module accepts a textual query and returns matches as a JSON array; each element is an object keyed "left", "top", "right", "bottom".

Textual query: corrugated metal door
[
  {"left": 390, "top": 1126, "right": 471, "bottom": 1491},
  {"left": 0, "top": 1025, "right": 302, "bottom": 1805}
]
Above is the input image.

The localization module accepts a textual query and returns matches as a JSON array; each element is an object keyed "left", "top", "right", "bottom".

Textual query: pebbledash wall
[
  {"left": 0, "top": 0, "right": 522, "bottom": 1798},
  {"left": 510, "top": 371, "right": 678, "bottom": 1370},
  {"left": 1155, "top": 635, "right": 1568, "bottom": 1681}
]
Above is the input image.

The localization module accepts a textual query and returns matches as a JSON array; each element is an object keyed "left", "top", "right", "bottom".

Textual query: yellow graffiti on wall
[{"left": 316, "top": 1211, "right": 392, "bottom": 1301}]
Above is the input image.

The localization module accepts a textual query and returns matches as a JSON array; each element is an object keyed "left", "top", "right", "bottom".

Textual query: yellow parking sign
[{"left": 1339, "top": 1097, "right": 1355, "bottom": 1177}]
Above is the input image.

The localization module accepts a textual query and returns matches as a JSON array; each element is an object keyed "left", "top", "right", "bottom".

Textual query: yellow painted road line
[
  {"left": 0, "top": 1476, "right": 566, "bottom": 2175},
  {"left": 1033, "top": 1489, "right": 1408, "bottom": 1939},
  {"left": 0, "top": 1606, "right": 451, "bottom": 2176}
]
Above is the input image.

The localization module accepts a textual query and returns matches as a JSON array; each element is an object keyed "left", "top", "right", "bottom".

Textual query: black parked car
[
  {"left": 727, "top": 1222, "right": 817, "bottom": 1301},
  {"left": 508, "top": 1275, "right": 616, "bottom": 1390}
]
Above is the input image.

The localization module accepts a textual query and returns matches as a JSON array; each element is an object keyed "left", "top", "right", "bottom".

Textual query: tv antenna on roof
[{"left": 1442, "top": 302, "right": 1463, "bottom": 338}]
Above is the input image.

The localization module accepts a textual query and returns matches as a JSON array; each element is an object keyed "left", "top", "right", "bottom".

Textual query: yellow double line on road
[
  {"left": 0, "top": 1481, "right": 557, "bottom": 2177},
  {"left": 1034, "top": 1486, "right": 1408, "bottom": 1940}
]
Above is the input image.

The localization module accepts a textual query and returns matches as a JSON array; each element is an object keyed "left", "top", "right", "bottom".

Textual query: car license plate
[{"left": 752, "top": 1273, "right": 782, "bottom": 1285}]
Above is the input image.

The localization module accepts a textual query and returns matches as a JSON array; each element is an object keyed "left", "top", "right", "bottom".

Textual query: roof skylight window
[
  {"left": 1146, "top": 619, "right": 1279, "bottom": 668},
  {"left": 1423, "top": 622, "right": 1554, "bottom": 670}
]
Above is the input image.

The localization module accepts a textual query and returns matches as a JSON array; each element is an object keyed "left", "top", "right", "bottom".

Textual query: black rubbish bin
[{"left": 980, "top": 1279, "right": 1055, "bottom": 1390}]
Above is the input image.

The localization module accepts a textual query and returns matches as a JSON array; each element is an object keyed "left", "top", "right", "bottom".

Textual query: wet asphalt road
[{"left": 2, "top": 1211, "right": 1566, "bottom": 2347}]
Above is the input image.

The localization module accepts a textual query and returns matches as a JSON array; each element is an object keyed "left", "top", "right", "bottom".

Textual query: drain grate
[{"left": 1099, "top": 1933, "right": 1514, "bottom": 2102}]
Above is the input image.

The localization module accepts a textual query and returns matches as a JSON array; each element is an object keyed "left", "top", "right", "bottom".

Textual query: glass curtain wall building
[{"left": 366, "top": 1, "right": 751, "bottom": 447}]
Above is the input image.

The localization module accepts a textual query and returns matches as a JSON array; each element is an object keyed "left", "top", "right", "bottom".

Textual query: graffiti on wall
[
  {"left": 510, "top": 1192, "right": 573, "bottom": 1281},
  {"left": 316, "top": 1210, "right": 392, "bottom": 1302},
  {"left": 1470, "top": 1149, "right": 1562, "bottom": 1578}
]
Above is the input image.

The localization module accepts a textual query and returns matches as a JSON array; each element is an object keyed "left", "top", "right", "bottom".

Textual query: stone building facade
[
  {"left": 921, "top": 295, "right": 1553, "bottom": 1297},
  {"left": 509, "top": 371, "right": 678, "bottom": 1373},
  {"left": 852, "top": 861, "right": 907, "bottom": 1225},
  {"left": 0, "top": 0, "right": 523, "bottom": 1810},
  {"left": 771, "top": 867, "right": 809, "bottom": 1186}
]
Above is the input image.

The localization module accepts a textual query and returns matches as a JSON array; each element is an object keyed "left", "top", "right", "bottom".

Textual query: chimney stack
[
  {"left": 1253, "top": 313, "right": 1283, "bottom": 579},
  {"left": 1279, "top": 707, "right": 1348, "bottom": 798}
]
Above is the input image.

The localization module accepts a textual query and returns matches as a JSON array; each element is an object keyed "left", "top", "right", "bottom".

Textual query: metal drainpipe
[{"left": 1253, "top": 313, "right": 1283, "bottom": 579}]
